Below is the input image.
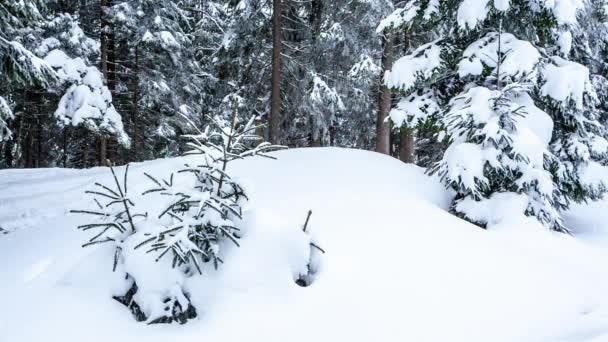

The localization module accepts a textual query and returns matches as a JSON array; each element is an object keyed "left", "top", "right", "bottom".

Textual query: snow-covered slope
[{"left": 1, "top": 148, "right": 608, "bottom": 342}]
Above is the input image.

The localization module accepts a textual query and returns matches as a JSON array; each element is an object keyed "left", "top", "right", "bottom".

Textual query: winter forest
[{"left": 3, "top": 0, "right": 608, "bottom": 341}]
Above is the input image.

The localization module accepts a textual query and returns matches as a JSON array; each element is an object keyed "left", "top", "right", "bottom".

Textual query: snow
[
  {"left": 543, "top": 0, "right": 585, "bottom": 25},
  {"left": 1, "top": 148, "right": 608, "bottom": 341},
  {"left": 441, "top": 142, "right": 489, "bottom": 194},
  {"left": 459, "top": 33, "right": 541, "bottom": 81},
  {"left": 581, "top": 161, "right": 608, "bottom": 188},
  {"left": 389, "top": 88, "right": 439, "bottom": 126},
  {"left": 0, "top": 96, "right": 13, "bottom": 140},
  {"left": 457, "top": 0, "right": 490, "bottom": 29},
  {"left": 385, "top": 40, "right": 442, "bottom": 92},
  {"left": 423, "top": 0, "right": 440, "bottom": 20},
  {"left": 376, "top": 1, "right": 420, "bottom": 32},
  {"left": 348, "top": 54, "right": 380, "bottom": 80},
  {"left": 557, "top": 30, "right": 574, "bottom": 55},
  {"left": 456, "top": 0, "right": 584, "bottom": 29},
  {"left": 455, "top": 192, "right": 530, "bottom": 226},
  {"left": 43, "top": 49, "right": 129, "bottom": 144},
  {"left": 44, "top": 49, "right": 88, "bottom": 82},
  {"left": 541, "top": 56, "right": 590, "bottom": 109}
]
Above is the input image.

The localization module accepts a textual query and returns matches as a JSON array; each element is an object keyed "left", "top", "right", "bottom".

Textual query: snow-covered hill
[{"left": 1, "top": 148, "right": 608, "bottom": 342}]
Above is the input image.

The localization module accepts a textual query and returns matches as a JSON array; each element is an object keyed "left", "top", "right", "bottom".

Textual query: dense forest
[
  {"left": 2, "top": 0, "right": 608, "bottom": 231},
  {"left": 1, "top": 0, "right": 391, "bottom": 168}
]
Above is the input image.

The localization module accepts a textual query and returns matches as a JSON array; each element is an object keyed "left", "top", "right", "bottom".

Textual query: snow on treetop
[
  {"left": 385, "top": 40, "right": 442, "bottom": 92},
  {"left": 457, "top": 0, "right": 584, "bottom": 29},
  {"left": 459, "top": 33, "right": 540, "bottom": 81}
]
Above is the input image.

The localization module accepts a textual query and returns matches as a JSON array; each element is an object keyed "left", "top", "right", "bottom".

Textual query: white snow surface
[{"left": 1, "top": 148, "right": 608, "bottom": 341}]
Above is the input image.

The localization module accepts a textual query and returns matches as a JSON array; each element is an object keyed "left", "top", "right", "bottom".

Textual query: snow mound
[{"left": 1, "top": 148, "right": 608, "bottom": 342}]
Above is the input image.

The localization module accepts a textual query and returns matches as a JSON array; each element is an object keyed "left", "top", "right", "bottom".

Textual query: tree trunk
[
  {"left": 310, "top": 0, "right": 322, "bottom": 41},
  {"left": 269, "top": 0, "right": 282, "bottom": 145},
  {"left": 98, "top": 0, "right": 112, "bottom": 165},
  {"left": 397, "top": 30, "right": 414, "bottom": 163},
  {"left": 35, "top": 118, "right": 42, "bottom": 167},
  {"left": 62, "top": 129, "right": 68, "bottom": 167},
  {"left": 133, "top": 45, "right": 141, "bottom": 161},
  {"left": 398, "top": 125, "right": 414, "bottom": 163},
  {"left": 375, "top": 32, "right": 393, "bottom": 155},
  {"left": 24, "top": 130, "right": 33, "bottom": 168},
  {"left": 254, "top": 116, "right": 264, "bottom": 145},
  {"left": 83, "top": 138, "right": 90, "bottom": 168}
]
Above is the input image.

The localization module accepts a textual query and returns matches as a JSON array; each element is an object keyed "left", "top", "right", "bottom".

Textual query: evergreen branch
[
  {"left": 93, "top": 182, "right": 120, "bottom": 198},
  {"left": 310, "top": 242, "right": 326, "bottom": 254},
  {"left": 82, "top": 238, "right": 115, "bottom": 248}
]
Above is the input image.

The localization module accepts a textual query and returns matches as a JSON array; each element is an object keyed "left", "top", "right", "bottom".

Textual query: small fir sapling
[
  {"left": 295, "top": 210, "right": 326, "bottom": 287},
  {"left": 72, "top": 103, "right": 285, "bottom": 324}
]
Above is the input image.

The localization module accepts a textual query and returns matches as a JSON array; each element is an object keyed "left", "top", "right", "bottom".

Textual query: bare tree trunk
[
  {"left": 269, "top": 0, "right": 282, "bottom": 145},
  {"left": 35, "top": 118, "right": 42, "bottom": 167},
  {"left": 399, "top": 126, "right": 414, "bottom": 163},
  {"left": 133, "top": 45, "right": 141, "bottom": 161},
  {"left": 397, "top": 30, "right": 414, "bottom": 163},
  {"left": 83, "top": 138, "right": 90, "bottom": 168},
  {"left": 375, "top": 32, "right": 393, "bottom": 155},
  {"left": 255, "top": 116, "right": 264, "bottom": 145},
  {"left": 310, "top": 0, "right": 322, "bottom": 41},
  {"left": 98, "top": 0, "right": 112, "bottom": 165},
  {"left": 62, "top": 129, "right": 68, "bottom": 167},
  {"left": 24, "top": 131, "right": 33, "bottom": 168}
]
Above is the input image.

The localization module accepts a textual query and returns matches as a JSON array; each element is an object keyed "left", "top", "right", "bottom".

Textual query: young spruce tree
[{"left": 72, "top": 104, "right": 284, "bottom": 324}]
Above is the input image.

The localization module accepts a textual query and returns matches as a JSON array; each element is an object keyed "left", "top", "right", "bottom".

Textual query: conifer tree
[
  {"left": 73, "top": 105, "right": 284, "bottom": 323},
  {"left": 381, "top": 0, "right": 607, "bottom": 231}
]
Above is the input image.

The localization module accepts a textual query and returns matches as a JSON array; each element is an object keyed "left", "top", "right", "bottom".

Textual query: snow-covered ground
[{"left": 1, "top": 148, "right": 608, "bottom": 342}]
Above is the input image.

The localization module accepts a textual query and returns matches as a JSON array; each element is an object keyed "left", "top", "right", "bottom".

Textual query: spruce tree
[
  {"left": 381, "top": 0, "right": 607, "bottom": 231},
  {"left": 72, "top": 106, "right": 284, "bottom": 323}
]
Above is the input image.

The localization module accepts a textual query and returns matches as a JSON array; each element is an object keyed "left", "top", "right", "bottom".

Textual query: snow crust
[{"left": 1, "top": 148, "right": 608, "bottom": 341}]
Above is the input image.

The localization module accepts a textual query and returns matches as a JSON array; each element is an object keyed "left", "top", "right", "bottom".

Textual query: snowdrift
[{"left": 1, "top": 148, "right": 608, "bottom": 342}]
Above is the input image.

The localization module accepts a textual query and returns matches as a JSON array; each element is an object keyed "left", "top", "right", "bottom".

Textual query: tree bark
[
  {"left": 398, "top": 125, "right": 414, "bottom": 163},
  {"left": 99, "top": 0, "right": 113, "bottom": 165},
  {"left": 269, "top": 0, "right": 282, "bottom": 145},
  {"left": 133, "top": 45, "right": 141, "bottom": 161},
  {"left": 310, "top": 0, "right": 322, "bottom": 41},
  {"left": 397, "top": 30, "right": 414, "bottom": 163},
  {"left": 375, "top": 32, "right": 393, "bottom": 155}
]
